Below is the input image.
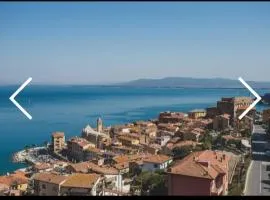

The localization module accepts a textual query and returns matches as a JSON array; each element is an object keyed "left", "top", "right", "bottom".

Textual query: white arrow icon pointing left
[
  {"left": 9, "top": 77, "right": 33, "bottom": 120},
  {"left": 238, "top": 77, "right": 261, "bottom": 120}
]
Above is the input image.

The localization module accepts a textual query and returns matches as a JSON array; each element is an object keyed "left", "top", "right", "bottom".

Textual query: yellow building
[
  {"left": 118, "top": 136, "right": 140, "bottom": 146},
  {"left": 188, "top": 109, "right": 206, "bottom": 119}
]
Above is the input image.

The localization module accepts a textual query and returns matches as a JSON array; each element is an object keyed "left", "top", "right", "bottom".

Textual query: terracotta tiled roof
[
  {"left": 168, "top": 150, "right": 230, "bottom": 180},
  {"left": 34, "top": 163, "right": 52, "bottom": 170},
  {"left": 113, "top": 154, "right": 143, "bottom": 164},
  {"left": 85, "top": 147, "right": 102, "bottom": 153},
  {"left": 114, "top": 162, "right": 129, "bottom": 170},
  {"left": 0, "top": 176, "right": 28, "bottom": 186},
  {"left": 171, "top": 140, "right": 198, "bottom": 149},
  {"left": 143, "top": 154, "right": 172, "bottom": 164},
  {"left": 69, "top": 137, "right": 90, "bottom": 148},
  {"left": 33, "top": 173, "right": 67, "bottom": 184},
  {"left": 61, "top": 173, "right": 100, "bottom": 189},
  {"left": 88, "top": 162, "right": 119, "bottom": 175},
  {"left": 67, "top": 162, "right": 90, "bottom": 173}
]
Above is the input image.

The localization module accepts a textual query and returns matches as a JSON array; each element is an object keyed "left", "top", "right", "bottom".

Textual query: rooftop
[
  {"left": 33, "top": 173, "right": 67, "bottom": 185},
  {"left": 168, "top": 150, "right": 230, "bottom": 179},
  {"left": 52, "top": 132, "right": 65, "bottom": 138},
  {"left": 69, "top": 137, "right": 90, "bottom": 148},
  {"left": 61, "top": 173, "right": 100, "bottom": 189},
  {"left": 143, "top": 154, "right": 172, "bottom": 164},
  {"left": 190, "top": 109, "right": 206, "bottom": 113}
]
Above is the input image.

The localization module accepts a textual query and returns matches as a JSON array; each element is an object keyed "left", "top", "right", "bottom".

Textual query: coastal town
[{"left": 1, "top": 96, "right": 270, "bottom": 196}]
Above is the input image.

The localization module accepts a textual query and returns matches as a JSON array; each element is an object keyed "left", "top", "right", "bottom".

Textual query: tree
[
  {"left": 132, "top": 170, "right": 167, "bottom": 196},
  {"left": 201, "top": 132, "right": 213, "bottom": 150},
  {"left": 172, "top": 146, "right": 192, "bottom": 159}
]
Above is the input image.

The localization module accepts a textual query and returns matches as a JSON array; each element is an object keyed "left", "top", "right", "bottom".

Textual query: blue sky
[{"left": 0, "top": 2, "right": 270, "bottom": 84}]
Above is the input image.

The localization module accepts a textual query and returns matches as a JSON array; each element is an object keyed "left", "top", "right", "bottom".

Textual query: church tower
[{"left": 97, "top": 117, "right": 103, "bottom": 133}]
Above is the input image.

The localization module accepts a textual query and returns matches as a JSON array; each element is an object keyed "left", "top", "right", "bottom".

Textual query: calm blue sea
[{"left": 0, "top": 85, "right": 269, "bottom": 174}]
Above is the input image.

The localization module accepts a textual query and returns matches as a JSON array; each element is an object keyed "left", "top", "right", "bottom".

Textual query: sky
[{"left": 0, "top": 2, "right": 270, "bottom": 85}]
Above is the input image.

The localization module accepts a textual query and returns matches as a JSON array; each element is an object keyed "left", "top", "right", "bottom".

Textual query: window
[
  {"left": 154, "top": 164, "right": 158, "bottom": 168},
  {"left": 42, "top": 184, "right": 46, "bottom": 189}
]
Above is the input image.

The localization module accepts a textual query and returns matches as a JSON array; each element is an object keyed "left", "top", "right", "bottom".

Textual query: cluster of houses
[{"left": 0, "top": 96, "right": 256, "bottom": 196}]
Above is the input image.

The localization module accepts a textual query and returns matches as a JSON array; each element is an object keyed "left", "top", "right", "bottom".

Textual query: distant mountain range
[{"left": 117, "top": 77, "right": 270, "bottom": 89}]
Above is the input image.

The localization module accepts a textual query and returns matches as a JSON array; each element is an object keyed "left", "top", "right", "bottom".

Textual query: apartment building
[
  {"left": 51, "top": 132, "right": 65, "bottom": 153},
  {"left": 67, "top": 137, "right": 92, "bottom": 162},
  {"left": 167, "top": 150, "right": 231, "bottom": 196}
]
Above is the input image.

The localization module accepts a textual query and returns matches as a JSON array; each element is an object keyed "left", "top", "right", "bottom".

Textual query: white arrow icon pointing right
[
  {"left": 9, "top": 77, "right": 33, "bottom": 120},
  {"left": 238, "top": 77, "right": 261, "bottom": 120}
]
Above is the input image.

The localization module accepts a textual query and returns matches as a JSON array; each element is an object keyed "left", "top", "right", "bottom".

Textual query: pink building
[{"left": 167, "top": 150, "right": 231, "bottom": 196}]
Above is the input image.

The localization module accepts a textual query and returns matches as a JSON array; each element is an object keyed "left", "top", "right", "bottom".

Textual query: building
[
  {"left": 188, "top": 109, "right": 206, "bottom": 119},
  {"left": 51, "top": 132, "right": 65, "bottom": 153},
  {"left": 182, "top": 128, "right": 205, "bottom": 142},
  {"left": 117, "top": 135, "right": 140, "bottom": 147},
  {"left": 263, "top": 109, "right": 270, "bottom": 123},
  {"left": 143, "top": 143, "right": 162, "bottom": 155},
  {"left": 158, "top": 112, "right": 185, "bottom": 123},
  {"left": 162, "top": 140, "right": 198, "bottom": 156},
  {"left": 155, "top": 136, "right": 171, "bottom": 147},
  {"left": 67, "top": 137, "right": 92, "bottom": 162},
  {"left": 0, "top": 171, "right": 29, "bottom": 195},
  {"left": 60, "top": 173, "right": 102, "bottom": 196},
  {"left": 31, "top": 173, "right": 67, "bottom": 196},
  {"left": 142, "top": 154, "right": 173, "bottom": 172},
  {"left": 206, "top": 107, "right": 220, "bottom": 118},
  {"left": 217, "top": 97, "right": 253, "bottom": 120},
  {"left": 82, "top": 124, "right": 110, "bottom": 148},
  {"left": 84, "top": 147, "right": 104, "bottom": 161},
  {"left": 213, "top": 114, "right": 230, "bottom": 131},
  {"left": 167, "top": 150, "right": 231, "bottom": 196},
  {"left": 32, "top": 163, "right": 53, "bottom": 173},
  {"left": 134, "top": 121, "right": 157, "bottom": 138},
  {"left": 31, "top": 172, "right": 102, "bottom": 196}
]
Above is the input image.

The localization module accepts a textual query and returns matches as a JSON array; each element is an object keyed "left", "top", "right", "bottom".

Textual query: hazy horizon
[
  {"left": 1, "top": 76, "right": 270, "bottom": 86},
  {"left": 1, "top": 2, "right": 270, "bottom": 84}
]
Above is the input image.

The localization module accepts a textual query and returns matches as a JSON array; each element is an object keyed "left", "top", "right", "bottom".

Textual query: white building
[{"left": 142, "top": 154, "right": 173, "bottom": 172}]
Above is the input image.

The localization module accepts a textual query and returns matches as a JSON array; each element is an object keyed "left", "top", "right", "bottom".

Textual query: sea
[{"left": 0, "top": 85, "right": 269, "bottom": 175}]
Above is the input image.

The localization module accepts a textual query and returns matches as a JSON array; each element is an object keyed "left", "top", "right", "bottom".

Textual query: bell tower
[{"left": 97, "top": 117, "right": 103, "bottom": 132}]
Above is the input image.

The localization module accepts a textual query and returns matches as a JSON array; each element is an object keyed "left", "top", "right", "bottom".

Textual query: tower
[{"left": 97, "top": 117, "right": 103, "bottom": 133}]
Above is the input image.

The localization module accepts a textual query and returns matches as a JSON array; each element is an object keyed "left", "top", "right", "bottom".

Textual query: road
[{"left": 244, "top": 125, "right": 270, "bottom": 196}]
